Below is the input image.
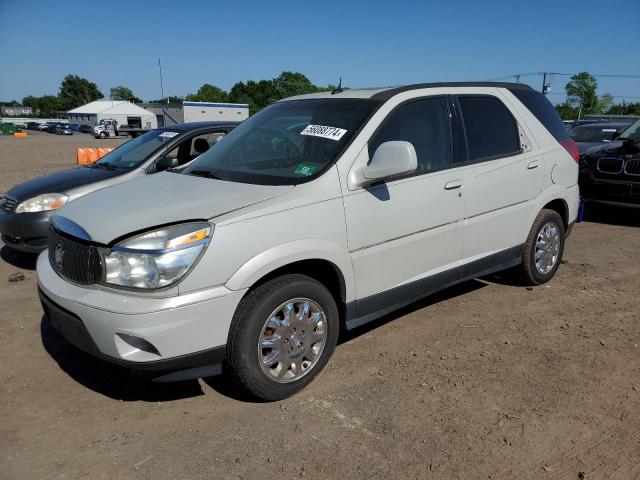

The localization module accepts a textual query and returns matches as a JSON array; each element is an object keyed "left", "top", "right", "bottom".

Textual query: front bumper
[
  {"left": 0, "top": 209, "right": 51, "bottom": 252},
  {"left": 579, "top": 173, "right": 640, "bottom": 208},
  {"left": 36, "top": 252, "right": 247, "bottom": 381}
]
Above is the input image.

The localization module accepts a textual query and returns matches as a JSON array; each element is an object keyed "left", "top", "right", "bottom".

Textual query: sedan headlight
[
  {"left": 103, "top": 222, "right": 212, "bottom": 289},
  {"left": 16, "top": 193, "right": 68, "bottom": 213}
]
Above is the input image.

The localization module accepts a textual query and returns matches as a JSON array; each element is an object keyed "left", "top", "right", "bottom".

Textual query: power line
[{"left": 489, "top": 72, "right": 640, "bottom": 81}]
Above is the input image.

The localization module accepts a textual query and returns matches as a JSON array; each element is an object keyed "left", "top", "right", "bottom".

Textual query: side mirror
[
  {"left": 155, "top": 156, "right": 179, "bottom": 172},
  {"left": 362, "top": 141, "right": 418, "bottom": 182}
]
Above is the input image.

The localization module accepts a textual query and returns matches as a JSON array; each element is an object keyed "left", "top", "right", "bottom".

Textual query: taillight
[{"left": 560, "top": 139, "right": 580, "bottom": 163}]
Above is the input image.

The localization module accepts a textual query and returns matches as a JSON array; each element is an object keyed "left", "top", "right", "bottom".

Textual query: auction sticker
[{"left": 300, "top": 124, "right": 347, "bottom": 141}]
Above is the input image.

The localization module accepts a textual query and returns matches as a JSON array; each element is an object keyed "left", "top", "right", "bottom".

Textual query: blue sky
[{"left": 1, "top": 0, "right": 639, "bottom": 104}]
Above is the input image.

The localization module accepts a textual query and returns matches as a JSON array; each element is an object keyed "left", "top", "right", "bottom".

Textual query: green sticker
[{"left": 293, "top": 163, "right": 317, "bottom": 176}]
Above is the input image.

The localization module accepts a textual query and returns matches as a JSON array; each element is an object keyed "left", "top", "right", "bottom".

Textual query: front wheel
[
  {"left": 520, "top": 209, "right": 565, "bottom": 285},
  {"left": 98, "top": 131, "right": 107, "bottom": 139},
  {"left": 225, "top": 274, "right": 339, "bottom": 401}
]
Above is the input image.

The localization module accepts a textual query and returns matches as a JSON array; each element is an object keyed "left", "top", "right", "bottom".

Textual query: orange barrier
[
  {"left": 14, "top": 132, "right": 28, "bottom": 138},
  {"left": 76, "top": 147, "right": 114, "bottom": 165}
]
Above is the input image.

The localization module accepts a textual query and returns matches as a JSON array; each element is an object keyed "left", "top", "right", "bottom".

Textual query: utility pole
[
  {"left": 541, "top": 72, "right": 548, "bottom": 94},
  {"left": 158, "top": 58, "right": 165, "bottom": 103}
]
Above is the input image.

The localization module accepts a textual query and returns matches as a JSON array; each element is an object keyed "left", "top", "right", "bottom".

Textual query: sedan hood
[
  {"left": 6, "top": 166, "right": 122, "bottom": 202},
  {"left": 55, "top": 172, "right": 293, "bottom": 244}
]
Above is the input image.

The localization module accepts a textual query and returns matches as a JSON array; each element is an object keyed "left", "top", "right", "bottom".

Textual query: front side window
[
  {"left": 184, "top": 99, "right": 380, "bottom": 185},
  {"left": 368, "top": 97, "right": 452, "bottom": 174},
  {"left": 458, "top": 96, "right": 521, "bottom": 162},
  {"left": 93, "top": 129, "right": 180, "bottom": 169}
]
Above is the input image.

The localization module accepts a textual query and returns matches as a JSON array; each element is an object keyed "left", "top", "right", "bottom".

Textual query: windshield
[
  {"left": 94, "top": 129, "right": 180, "bottom": 169},
  {"left": 619, "top": 119, "right": 640, "bottom": 140},
  {"left": 571, "top": 126, "right": 621, "bottom": 143},
  {"left": 183, "top": 98, "right": 380, "bottom": 185}
]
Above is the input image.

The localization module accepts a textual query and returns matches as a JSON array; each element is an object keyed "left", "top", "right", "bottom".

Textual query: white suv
[{"left": 37, "top": 82, "right": 580, "bottom": 400}]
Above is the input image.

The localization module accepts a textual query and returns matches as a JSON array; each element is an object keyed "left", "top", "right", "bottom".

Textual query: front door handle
[
  {"left": 444, "top": 180, "right": 463, "bottom": 190},
  {"left": 527, "top": 160, "right": 540, "bottom": 170}
]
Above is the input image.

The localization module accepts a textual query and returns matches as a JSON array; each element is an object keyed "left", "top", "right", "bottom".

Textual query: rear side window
[
  {"left": 458, "top": 96, "right": 521, "bottom": 162},
  {"left": 510, "top": 88, "right": 570, "bottom": 142},
  {"left": 369, "top": 97, "right": 452, "bottom": 174}
]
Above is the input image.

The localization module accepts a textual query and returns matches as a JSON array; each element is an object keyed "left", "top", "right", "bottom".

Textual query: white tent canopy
[{"left": 67, "top": 100, "right": 157, "bottom": 129}]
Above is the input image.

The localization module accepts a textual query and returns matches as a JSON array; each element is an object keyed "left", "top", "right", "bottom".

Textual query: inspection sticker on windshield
[
  {"left": 159, "top": 131, "right": 179, "bottom": 138},
  {"left": 293, "top": 163, "right": 317, "bottom": 176},
  {"left": 300, "top": 124, "right": 347, "bottom": 141}
]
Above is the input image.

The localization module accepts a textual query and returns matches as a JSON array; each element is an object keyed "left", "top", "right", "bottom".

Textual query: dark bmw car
[
  {"left": 579, "top": 119, "right": 640, "bottom": 209},
  {"left": 571, "top": 122, "right": 631, "bottom": 154},
  {"left": 0, "top": 121, "right": 238, "bottom": 253}
]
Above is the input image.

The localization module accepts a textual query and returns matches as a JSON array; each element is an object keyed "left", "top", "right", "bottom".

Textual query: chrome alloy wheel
[
  {"left": 257, "top": 298, "right": 328, "bottom": 383},
  {"left": 535, "top": 222, "right": 560, "bottom": 275}
]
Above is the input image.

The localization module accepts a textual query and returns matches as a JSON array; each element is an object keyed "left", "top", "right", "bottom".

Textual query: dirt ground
[{"left": 1, "top": 131, "right": 639, "bottom": 480}]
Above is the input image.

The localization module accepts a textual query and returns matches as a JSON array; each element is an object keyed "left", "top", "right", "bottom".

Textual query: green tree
[
  {"left": 110, "top": 85, "right": 141, "bottom": 103},
  {"left": 148, "top": 96, "right": 184, "bottom": 104},
  {"left": 0, "top": 100, "right": 20, "bottom": 107},
  {"left": 22, "top": 95, "right": 60, "bottom": 117},
  {"left": 185, "top": 84, "right": 228, "bottom": 103},
  {"left": 57, "top": 74, "right": 103, "bottom": 111},
  {"left": 272, "top": 71, "right": 318, "bottom": 99},
  {"left": 565, "top": 72, "right": 598, "bottom": 117},
  {"left": 555, "top": 102, "right": 578, "bottom": 120},
  {"left": 605, "top": 100, "right": 640, "bottom": 116}
]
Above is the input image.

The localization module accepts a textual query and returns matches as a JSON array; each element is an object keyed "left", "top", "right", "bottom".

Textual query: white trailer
[{"left": 182, "top": 102, "right": 249, "bottom": 123}]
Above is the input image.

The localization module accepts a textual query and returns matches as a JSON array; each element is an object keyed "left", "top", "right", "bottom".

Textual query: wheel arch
[
  {"left": 542, "top": 198, "right": 569, "bottom": 230},
  {"left": 225, "top": 240, "right": 355, "bottom": 325}
]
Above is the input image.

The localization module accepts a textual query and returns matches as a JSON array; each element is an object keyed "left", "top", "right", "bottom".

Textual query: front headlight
[
  {"left": 16, "top": 193, "right": 68, "bottom": 213},
  {"left": 103, "top": 222, "right": 212, "bottom": 289}
]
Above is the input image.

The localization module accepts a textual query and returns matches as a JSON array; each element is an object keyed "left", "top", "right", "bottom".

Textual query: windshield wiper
[
  {"left": 91, "top": 162, "right": 119, "bottom": 171},
  {"left": 189, "top": 169, "right": 223, "bottom": 180}
]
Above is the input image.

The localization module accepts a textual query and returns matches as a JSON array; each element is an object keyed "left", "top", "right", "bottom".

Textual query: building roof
[
  {"left": 283, "top": 82, "right": 533, "bottom": 102},
  {"left": 67, "top": 100, "right": 153, "bottom": 115}
]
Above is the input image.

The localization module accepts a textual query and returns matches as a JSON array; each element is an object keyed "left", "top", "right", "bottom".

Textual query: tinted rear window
[
  {"left": 458, "top": 96, "right": 521, "bottom": 162},
  {"left": 510, "top": 89, "right": 570, "bottom": 142}
]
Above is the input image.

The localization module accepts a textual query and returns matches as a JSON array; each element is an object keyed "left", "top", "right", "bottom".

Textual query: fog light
[{"left": 116, "top": 333, "right": 160, "bottom": 355}]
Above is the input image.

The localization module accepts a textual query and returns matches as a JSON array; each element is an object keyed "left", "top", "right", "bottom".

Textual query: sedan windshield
[
  {"left": 93, "top": 129, "right": 180, "bottom": 169},
  {"left": 183, "top": 98, "right": 380, "bottom": 185},
  {"left": 619, "top": 119, "right": 640, "bottom": 141}
]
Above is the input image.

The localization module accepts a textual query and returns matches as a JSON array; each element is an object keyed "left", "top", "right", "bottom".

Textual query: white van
[{"left": 37, "top": 82, "right": 580, "bottom": 400}]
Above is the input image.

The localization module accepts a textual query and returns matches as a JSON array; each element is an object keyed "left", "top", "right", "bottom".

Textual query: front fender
[{"left": 225, "top": 239, "right": 355, "bottom": 302}]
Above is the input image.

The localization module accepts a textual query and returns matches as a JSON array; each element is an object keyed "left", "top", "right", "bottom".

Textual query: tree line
[
  {"left": 553, "top": 71, "right": 639, "bottom": 118},
  {"left": 1, "top": 72, "right": 334, "bottom": 118},
  {"left": 3, "top": 71, "right": 638, "bottom": 119}
]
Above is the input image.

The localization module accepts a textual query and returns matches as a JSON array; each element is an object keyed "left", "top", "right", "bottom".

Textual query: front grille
[
  {"left": 48, "top": 227, "right": 103, "bottom": 285},
  {"left": 624, "top": 159, "right": 640, "bottom": 176},
  {"left": 1, "top": 195, "right": 17, "bottom": 212},
  {"left": 597, "top": 157, "right": 624, "bottom": 174}
]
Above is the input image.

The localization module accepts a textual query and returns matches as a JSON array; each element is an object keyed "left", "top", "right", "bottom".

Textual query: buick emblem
[{"left": 54, "top": 243, "right": 64, "bottom": 269}]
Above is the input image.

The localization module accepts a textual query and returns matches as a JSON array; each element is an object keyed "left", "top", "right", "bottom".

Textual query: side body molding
[{"left": 224, "top": 239, "right": 356, "bottom": 302}]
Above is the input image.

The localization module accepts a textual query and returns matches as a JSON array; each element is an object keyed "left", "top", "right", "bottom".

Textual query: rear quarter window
[{"left": 510, "top": 89, "right": 570, "bottom": 142}]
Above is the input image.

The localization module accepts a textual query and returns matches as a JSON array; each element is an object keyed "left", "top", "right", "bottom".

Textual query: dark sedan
[
  {"left": 0, "top": 121, "right": 238, "bottom": 253},
  {"left": 579, "top": 119, "right": 640, "bottom": 209},
  {"left": 571, "top": 122, "right": 631, "bottom": 154}
]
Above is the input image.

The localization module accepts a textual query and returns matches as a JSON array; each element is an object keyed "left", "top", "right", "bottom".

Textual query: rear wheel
[
  {"left": 225, "top": 274, "right": 339, "bottom": 401},
  {"left": 520, "top": 209, "right": 565, "bottom": 285}
]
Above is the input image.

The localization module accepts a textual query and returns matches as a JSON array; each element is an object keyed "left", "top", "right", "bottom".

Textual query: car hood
[
  {"left": 55, "top": 172, "right": 294, "bottom": 244},
  {"left": 582, "top": 139, "right": 640, "bottom": 161},
  {"left": 5, "top": 166, "right": 123, "bottom": 202},
  {"left": 576, "top": 141, "right": 605, "bottom": 154}
]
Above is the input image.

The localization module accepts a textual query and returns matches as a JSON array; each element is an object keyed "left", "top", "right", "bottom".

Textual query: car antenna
[{"left": 331, "top": 77, "right": 348, "bottom": 95}]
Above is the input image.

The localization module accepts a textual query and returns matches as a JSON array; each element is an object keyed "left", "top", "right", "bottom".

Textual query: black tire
[
  {"left": 225, "top": 274, "right": 339, "bottom": 401},
  {"left": 99, "top": 132, "right": 107, "bottom": 139},
  {"left": 520, "top": 209, "right": 565, "bottom": 285}
]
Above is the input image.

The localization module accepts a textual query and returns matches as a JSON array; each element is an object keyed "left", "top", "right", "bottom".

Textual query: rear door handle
[
  {"left": 527, "top": 160, "right": 540, "bottom": 170},
  {"left": 444, "top": 180, "right": 463, "bottom": 190}
]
